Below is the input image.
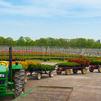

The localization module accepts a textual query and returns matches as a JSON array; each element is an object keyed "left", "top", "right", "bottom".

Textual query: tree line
[{"left": 0, "top": 36, "right": 101, "bottom": 48}]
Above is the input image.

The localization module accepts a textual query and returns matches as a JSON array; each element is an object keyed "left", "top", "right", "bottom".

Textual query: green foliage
[
  {"left": 27, "top": 64, "right": 55, "bottom": 71},
  {"left": 90, "top": 60, "right": 101, "bottom": 65},
  {"left": 57, "top": 62, "right": 80, "bottom": 67},
  {"left": 41, "top": 64, "right": 55, "bottom": 71},
  {"left": 68, "top": 38, "right": 101, "bottom": 48},
  {"left": 0, "top": 36, "right": 101, "bottom": 48},
  {"left": 0, "top": 36, "right": 15, "bottom": 45}
]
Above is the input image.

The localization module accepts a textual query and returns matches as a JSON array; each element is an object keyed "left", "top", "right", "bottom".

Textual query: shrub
[
  {"left": 57, "top": 62, "right": 80, "bottom": 67},
  {"left": 90, "top": 60, "right": 101, "bottom": 65},
  {"left": 27, "top": 64, "right": 55, "bottom": 72},
  {"left": 68, "top": 57, "right": 90, "bottom": 66}
]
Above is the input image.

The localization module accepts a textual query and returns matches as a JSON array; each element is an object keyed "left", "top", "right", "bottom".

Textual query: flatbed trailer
[
  {"left": 89, "top": 60, "right": 101, "bottom": 73},
  {"left": 56, "top": 62, "right": 87, "bottom": 75},
  {"left": 26, "top": 64, "right": 56, "bottom": 80}
]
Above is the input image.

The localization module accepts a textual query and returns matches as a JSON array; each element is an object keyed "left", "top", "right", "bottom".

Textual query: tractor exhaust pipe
[
  {"left": 9, "top": 46, "right": 12, "bottom": 81},
  {"left": 9, "top": 46, "right": 12, "bottom": 67}
]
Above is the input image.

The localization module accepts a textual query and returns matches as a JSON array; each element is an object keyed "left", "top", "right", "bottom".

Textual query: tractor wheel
[
  {"left": 98, "top": 67, "right": 101, "bottom": 73},
  {"left": 73, "top": 69, "right": 78, "bottom": 74},
  {"left": 36, "top": 73, "right": 42, "bottom": 80},
  {"left": 14, "top": 69, "right": 25, "bottom": 97},
  {"left": 81, "top": 68, "right": 87, "bottom": 74},
  {"left": 49, "top": 71, "right": 54, "bottom": 77},
  {"left": 89, "top": 67, "right": 94, "bottom": 72}
]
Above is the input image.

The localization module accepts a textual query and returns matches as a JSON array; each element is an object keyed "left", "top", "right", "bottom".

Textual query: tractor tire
[
  {"left": 14, "top": 69, "right": 25, "bottom": 97},
  {"left": 73, "top": 69, "right": 78, "bottom": 74},
  {"left": 81, "top": 68, "right": 87, "bottom": 74},
  {"left": 36, "top": 73, "right": 42, "bottom": 80},
  {"left": 89, "top": 67, "right": 94, "bottom": 72},
  {"left": 49, "top": 71, "right": 54, "bottom": 77},
  {"left": 98, "top": 67, "right": 101, "bottom": 73}
]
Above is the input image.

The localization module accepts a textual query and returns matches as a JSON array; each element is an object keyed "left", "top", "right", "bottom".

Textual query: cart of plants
[
  {"left": 26, "top": 63, "right": 55, "bottom": 80},
  {"left": 56, "top": 62, "right": 86, "bottom": 75},
  {"left": 56, "top": 57, "right": 90, "bottom": 75},
  {"left": 89, "top": 60, "right": 101, "bottom": 73}
]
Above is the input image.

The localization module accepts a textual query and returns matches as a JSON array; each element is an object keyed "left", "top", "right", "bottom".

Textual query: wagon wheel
[
  {"left": 56, "top": 71, "right": 62, "bottom": 75},
  {"left": 36, "top": 72, "right": 42, "bottom": 80},
  {"left": 49, "top": 71, "right": 54, "bottom": 77},
  {"left": 57, "top": 67, "right": 62, "bottom": 75},
  {"left": 89, "top": 67, "right": 94, "bottom": 72},
  {"left": 65, "top": 69, "right": 72, "bottom": 75},
  {"left": 65, "top": 69, "right": 68, "bottom": 75},
  {"left": 73, "top": 69, "right": 78, "bottom": 74},
  {"left": 98, "top": 66, "right": 101, "bottom": 73},
  {"left": 81, "top": 68, "right": 87, "bottom": 74}
]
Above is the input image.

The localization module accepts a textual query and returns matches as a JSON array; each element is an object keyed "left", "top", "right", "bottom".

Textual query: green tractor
[{"left": 0, "top": 47, "right": 25, "bottom": 97}]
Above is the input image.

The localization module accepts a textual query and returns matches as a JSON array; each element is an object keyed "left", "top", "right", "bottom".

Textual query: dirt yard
[{"left": 1, "top": 70, "right": 101, "bottom": 101}]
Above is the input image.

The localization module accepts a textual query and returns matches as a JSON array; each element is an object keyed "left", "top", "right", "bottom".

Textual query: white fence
[{"left": 0, "top": 46, "right": 101, "bottom": 57}]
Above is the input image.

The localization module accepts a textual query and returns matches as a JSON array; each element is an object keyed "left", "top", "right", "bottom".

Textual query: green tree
[
  {"left": 16, "top": 36, "right": 26, "bottom": 46},
  {"left": 5, "top": 37, "right": 15, "bottom": 46},
  {"left": 24, "top": 37, "right": 34, "bottom": 46}
]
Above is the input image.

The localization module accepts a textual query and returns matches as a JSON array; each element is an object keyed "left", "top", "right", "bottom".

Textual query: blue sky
[{"left": 0, "top": 0, "right": 101, "bottom": 40}]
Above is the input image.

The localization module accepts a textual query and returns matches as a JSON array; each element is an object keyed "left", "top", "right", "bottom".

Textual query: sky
[{"left": 0, "top": 0, "right": 101, "bottom": 40}]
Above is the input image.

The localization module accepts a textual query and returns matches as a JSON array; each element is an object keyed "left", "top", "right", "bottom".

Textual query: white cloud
[
  {"left": 0, "top": 0, "right": 68, "bottom": 17},
  {"left": 0, "top": 0, "right": 101, "bottom": 17}
]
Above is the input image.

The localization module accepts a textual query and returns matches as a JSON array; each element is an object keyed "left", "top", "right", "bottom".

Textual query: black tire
[
  {"left": 73, "top": 69, "right": 78, "bottom": 74},
  {"left": 57, "top": 71, "right": 62, "bottom": 75},
  {"left": 49, "top": 71, "right": 54, "bottom": 77},
  {"left": 89, "top": 67, "right": 94, "bottom": 72},
  {"left": 14, "top": 69, "right": 25, "bottom": 97},
  {"left": 81, "top": 68, "right": 87, "bottom": 74},
  {"left": 98, "top": 67, "right": 101, "bottom": 73},
  {"left": 36, "top": 73, "right": 42, "bottom": 80}
]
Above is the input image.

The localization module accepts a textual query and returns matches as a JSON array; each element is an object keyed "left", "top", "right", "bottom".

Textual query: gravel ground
[
  {"left": 15, "top": 86, "right": 73, "bottom": 101},
  {"left": 1, "top": 70, "right": 101, "bottom": 101}
]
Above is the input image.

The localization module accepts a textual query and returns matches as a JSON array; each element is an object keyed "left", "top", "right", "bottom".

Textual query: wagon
[
  {"left": 89, "top": 60, "right": 101, "bottom": 73},
  {"left": 26, "top": 64, "right": 55, "bottom": 80},
  {"left": 56, "top": 62, "right": 87, "bottom": 75}
]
